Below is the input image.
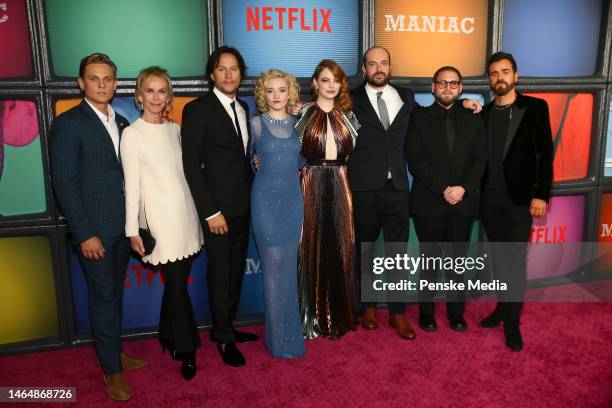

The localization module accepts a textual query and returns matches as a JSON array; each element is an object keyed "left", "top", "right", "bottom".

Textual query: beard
[
  {"left": 435, "top": 92, "right": 459, "bottom": 107},
  {"left": 366, "top": 72, "right": 391, "bottom": 87},
  {"left": 491, "top": 80, "right": 516, "bottom": 96}
]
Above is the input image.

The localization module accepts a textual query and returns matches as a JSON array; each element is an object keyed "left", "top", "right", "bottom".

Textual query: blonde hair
[
  {"left": 134, "top": 66, "right": 174, "bottom": 121},
  {"left": 254, "top": 69, "right": 300, "bottom": 113}
]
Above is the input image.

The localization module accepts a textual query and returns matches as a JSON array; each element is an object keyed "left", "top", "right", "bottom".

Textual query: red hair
[{"left": 310, "top": 59, "right": 352, "bottom": 113}]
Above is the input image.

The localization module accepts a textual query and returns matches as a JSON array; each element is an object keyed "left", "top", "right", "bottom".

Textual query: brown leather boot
[
  {"left": 361, "top": 308, "right": 378, "bottom": 330},
  {"left": 104, "top": 373, "right": 132, "bottom": 401},
  {"left": 96, "top": 352, "right": 148, "bottom": 370},
  {"left": 389, "top": 314, "right": 416, "bottom": 340}
]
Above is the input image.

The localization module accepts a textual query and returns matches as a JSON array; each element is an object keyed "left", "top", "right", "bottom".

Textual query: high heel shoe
[
  {"left": 180, "top": 352, "right": 197, "bottom": 380},
  {"left": 160, "top": 338, "right": 180, "bottom": 361}
]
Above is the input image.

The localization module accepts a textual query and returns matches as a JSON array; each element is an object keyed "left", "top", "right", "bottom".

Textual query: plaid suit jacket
[{"left": 50, "top": 100, "right": 129, "bottom": 243}]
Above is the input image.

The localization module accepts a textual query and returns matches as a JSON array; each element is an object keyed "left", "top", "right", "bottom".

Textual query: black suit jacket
[
  {"left": 49, "top": 100, "right": 129, "bottom": 243},
  {"left": 481, "top": 92, "right": 553, "bottom": 205},
  {"left": 406, "top": 103, "right": 487, "bottom": 217},
  {"left": 181, "top": 91, "right": 252, "bottom": 222},
  {"left": 348, "top": 83, "right": 416, "bottom": 191}
]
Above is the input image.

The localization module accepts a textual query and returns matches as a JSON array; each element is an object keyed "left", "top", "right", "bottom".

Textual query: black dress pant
[
  {"left": 354, "top": 180, "right": 410, "bottom": 315},
  {"left": 412, "top": 213, "right": 474, "bottom": 319},
  {"left": 202, "top": 214, "right": 250, "bottom": 343},
  {"left": 79, "top": 235, "right": 130, "bottom": 375},
  {"left": 481, "top": 191, "right": 532, "bottom": 322},
  {"left": 159, "top": 255, "right": 200, "bottom": 353}
]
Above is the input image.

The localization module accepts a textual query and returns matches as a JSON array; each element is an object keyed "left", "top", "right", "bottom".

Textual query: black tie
[
  {"left": 230, "top": 101, "right": 244, "bottom": 149},
  {"left": 445, "top": 110, "right": 455, "bottom": 155}
]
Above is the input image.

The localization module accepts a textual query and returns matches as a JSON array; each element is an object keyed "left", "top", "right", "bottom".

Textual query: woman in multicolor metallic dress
[
  {"left": 250, "top": 69, "right": 306, "bottom": 358},
  {"left": 296, "top": 59, "right": 361, "bottom": 340}
]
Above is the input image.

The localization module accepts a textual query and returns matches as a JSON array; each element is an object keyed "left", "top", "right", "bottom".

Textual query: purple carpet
[{"left": 1, "top": 302, "right": 611, "bottom": 407}]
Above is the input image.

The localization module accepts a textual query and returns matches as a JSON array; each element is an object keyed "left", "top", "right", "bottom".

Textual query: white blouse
[{"left": 121, "top": 118, "right": 204, "bottom": 265}]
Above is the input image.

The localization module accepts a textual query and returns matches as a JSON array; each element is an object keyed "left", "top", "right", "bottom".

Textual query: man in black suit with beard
[
  {"left": 479, "top": 52, "right": 553, "bottom": 352},
  {"left": 406, "top": 66, "right": 487, "bottom": 333},
  {"left": 348, "top": 46, "right": 417, "bottom": 339},
  {"left": 182, "top": 46, "right": 258, "bottom": 367}
]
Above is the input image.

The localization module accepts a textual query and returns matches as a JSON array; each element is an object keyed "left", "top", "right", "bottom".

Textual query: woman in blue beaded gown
[{"left": 250, "top": 69, "right": 306, "bottom": 358}]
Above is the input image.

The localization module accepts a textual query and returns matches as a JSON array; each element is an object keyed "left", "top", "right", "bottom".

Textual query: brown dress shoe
[
  {"left": 389, "top": 314, "right": 416, "bottom": 340},
  {"left": 96, "top": 352, "right": 148, "bottom": 370},
  {"left": 361, "top": 308, "right": 378, "bottom": 330},
  {"left": 104, "top": 373, "right": 132, "bottom": 402}
]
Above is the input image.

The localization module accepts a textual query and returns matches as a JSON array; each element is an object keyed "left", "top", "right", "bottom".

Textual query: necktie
[
  {"left": 445, "top": 110, "right": 455, "bottom": 155},
  {"left": 376, "top": 91, "right": 391, "bottom": 130},
  {"left": 230, "top": 101, "right": 244, "bottom": 151}
]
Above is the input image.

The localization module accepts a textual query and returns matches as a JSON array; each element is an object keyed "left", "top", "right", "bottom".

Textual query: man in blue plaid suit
[{"left": 49, "top": 53, "right": 146, "bottom": 402}]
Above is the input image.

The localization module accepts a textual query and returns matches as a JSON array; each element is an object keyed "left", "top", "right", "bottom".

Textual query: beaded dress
[{"left": 250, "top": 113, "right": 306, "bottom": 358}]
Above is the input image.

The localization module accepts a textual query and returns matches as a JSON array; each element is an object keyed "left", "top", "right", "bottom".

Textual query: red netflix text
[
  {"left": 124, "top": 264, "right": 194, "bottom": 288},
  {"left": 246, "top": 6, "right": 332, "bottom": 32},
  {"left": 530, "top": 226, "right": 567, "bottom": 244}
]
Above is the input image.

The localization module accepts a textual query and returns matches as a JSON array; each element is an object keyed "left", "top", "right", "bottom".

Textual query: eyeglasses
[{"left": 434, "top": 80, "right": 461, "bottom": 89}]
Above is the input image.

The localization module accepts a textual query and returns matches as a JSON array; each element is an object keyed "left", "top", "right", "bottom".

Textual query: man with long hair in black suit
[{"left": 182, "top": 46, "right": 258, "bottom": 367}]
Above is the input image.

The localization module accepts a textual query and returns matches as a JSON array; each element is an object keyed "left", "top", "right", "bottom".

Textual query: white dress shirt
[
  {"left": 84, "top": 97, "right": 120, "bottom": 158},
  {"left": 213, "top": 87, "right": 248, "bottom": 153},
  {"left": 364, "top": 83, "right": 404, "bottom": 126}
]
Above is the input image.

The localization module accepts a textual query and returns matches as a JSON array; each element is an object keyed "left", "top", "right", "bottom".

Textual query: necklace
[
  {"left": 493, "top": 102, "right": 512, "bottom": 110},
  {"left": 262, "top": 112, "right": 293, "bottom": 125},
  {"left": 493, "top": 101, "right": 514, "bottom": 120}
]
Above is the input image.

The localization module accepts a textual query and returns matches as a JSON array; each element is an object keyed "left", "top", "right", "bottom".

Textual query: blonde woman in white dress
[{"left": 120, "top": 66, "right": 204, "bottom": 380}]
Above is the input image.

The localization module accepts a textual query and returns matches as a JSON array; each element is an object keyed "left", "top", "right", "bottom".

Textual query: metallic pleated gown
[{"left": 296, "top": 104, "right": 361, "bottom": 340}]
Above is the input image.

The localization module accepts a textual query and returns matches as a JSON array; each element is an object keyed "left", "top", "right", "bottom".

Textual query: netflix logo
[
  {"left": 123, "top": 264, "right": 194, "bottom": 289},
  {"left": 530, "top": 225, "right": 568, "bottom": 244},
  {"left": 246, "top": 6, "right": 332, "bottom": 32}
]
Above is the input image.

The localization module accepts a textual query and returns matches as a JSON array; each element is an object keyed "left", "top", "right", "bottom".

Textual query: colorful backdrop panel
[
  {"left": 502, "top": 0, "right": 602, "bottom": 77},
  {"left": 0, "top": 99, "right": 46, "bottom": 217},
  {"left": 0, "top": 0, "right": 33, "bottom": 78},
  {"left": 44, "top": 0, "right": 208, "bottom": 79},
  {"left": 604, "top": 94, "right": 612, "bottom": 177},
  {"left": 54, "top": 96, "right": 199, "bottom": 126},
  {"left": 0, "top": 235, "right": 59, "bottom": 345},
  {"left": 597, "top": 193, "right": 612, "bottom": 271},
  {"left": 374, "top": 0, "right": 489, "bottom": 77},
  {"left": 222, "top": 0, "right": 360, "bottom": 77},
  {"left": 524, "top": 92, "right": 593, "bottom": 182},
  {"left": 68, "top": 232, "right": 263, "bottom": 333},
  {"left": 528, "top": 195, "right": 585, "bottom": 280}
]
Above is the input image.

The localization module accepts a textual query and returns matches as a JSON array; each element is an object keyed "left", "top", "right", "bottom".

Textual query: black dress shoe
[
  {"left": 479, "top": 306, "right": 504, "bottom": 328},
  {"left": 180, "top": 352, "right": 197, "bottom": 380},
  {"left": 503, "top": 321, "right": 523, "bottom": 352},
  {"left": 217, "top": 343, "right": 245, "bottom": 367},
  {"left": 418, "top": 315, "right": 438, "bottom": 332},
  {"left": 210, "top": 329, "right": 259, "bottom": 344},
  {"left": 449, "top": 316, "right": 468, "bottom": 332}
]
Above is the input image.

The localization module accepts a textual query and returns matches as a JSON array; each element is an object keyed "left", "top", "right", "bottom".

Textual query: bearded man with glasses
[{"left": 406, "top": 66, "right": 487, "bottom": 334}]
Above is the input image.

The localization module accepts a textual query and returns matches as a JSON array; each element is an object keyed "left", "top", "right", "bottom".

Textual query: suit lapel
[
  {"left": 211, "top": 92, "right": 247, "bottom": 154},
  {"left": 79, "top": 100, "right": 121, "bottom": 167},
  {"left": 237, "top": 97, "right": 251, "bottom": 157},
  {"left": 354, "top": 86, "right": 386, "bottom": 131},
  {"left": 503, "top": 104, "right": 526, "bottom": 159}
]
